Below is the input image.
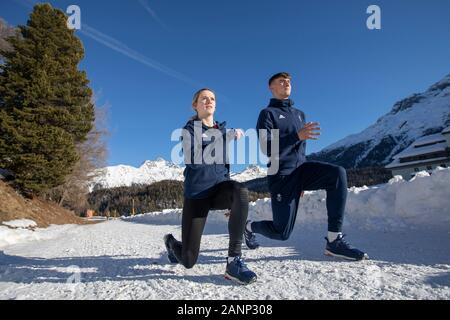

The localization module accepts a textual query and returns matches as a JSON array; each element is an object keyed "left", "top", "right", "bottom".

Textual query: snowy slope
[
  {"left": 89, "top": 158, "right": 185, "bottom": 190},
  {"left": 230, "top": 165, "right": 267, "bottom": 183},
  {"left": 90, "top": 159, "right": 267, "bottom": 190},
  {"left": 1, "top": 168, "right": 449, "bottom": 299},
  {"left": 309, "top": 74, "right": 450, "bottom": 168}
]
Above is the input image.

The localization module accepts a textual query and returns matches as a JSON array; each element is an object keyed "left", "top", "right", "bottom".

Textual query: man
[{"left": 245, "top": 72, "right": 368, "bottom": 261}]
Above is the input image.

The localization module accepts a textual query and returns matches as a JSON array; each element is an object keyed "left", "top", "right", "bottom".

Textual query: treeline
[
  {"left": 88, "top": 180, "right": 269, "bottom": 217},
  {"left": 0, "top": 5, "right": 106, "bottom": 214},
  {"left": 88, "top": 181, "right": 184, "bottom": 217},
  {"left": 87, "top": 167, "right": 392, "bottom": 216},
  {"left": 346, "top": 167, "right": 393, "bottom": 187},
  {"left": 242, "top": 166, "right": 393, "bottom": 193}
]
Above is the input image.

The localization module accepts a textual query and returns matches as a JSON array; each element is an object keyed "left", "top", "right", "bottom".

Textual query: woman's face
[{"left": 193, "top": 90, "right": 216, "bottom": 118}]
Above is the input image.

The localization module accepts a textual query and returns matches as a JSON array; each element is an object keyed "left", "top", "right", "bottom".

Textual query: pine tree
[
  {"left": 0, "top": 4, "right": 95, "bottom": 194},
  {"left": 0, "top": 19, "right": 16, "bottom": 58}
]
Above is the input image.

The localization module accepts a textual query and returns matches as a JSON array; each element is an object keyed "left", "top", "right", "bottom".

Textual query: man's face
[{"left": 269, "top": 77, "right": 292, "bottom": 99}]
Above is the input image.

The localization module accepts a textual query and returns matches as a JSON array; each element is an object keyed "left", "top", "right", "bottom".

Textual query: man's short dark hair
[{"left": 268, "top": 72, "right": 291, "bottom": 86}]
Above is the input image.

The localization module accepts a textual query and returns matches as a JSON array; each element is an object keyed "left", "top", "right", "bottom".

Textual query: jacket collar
[
  {"left": 188, "top": 117, "right": 226, "bottom": 130},
  {"left": 269, "top": 98, "right": 294, "bottom": 108}
]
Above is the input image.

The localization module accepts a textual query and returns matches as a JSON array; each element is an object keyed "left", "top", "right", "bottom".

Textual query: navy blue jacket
[
  {"left": 182, "top": 118, "right": 235, "bottom": 199},
  {"left": 256, "top": 98, "right": 307, "bottom": 176}
]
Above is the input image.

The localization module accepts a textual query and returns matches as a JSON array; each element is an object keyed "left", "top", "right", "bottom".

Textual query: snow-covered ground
[{"left": 1, "top": 169, "right": 449, "bottom": 300}]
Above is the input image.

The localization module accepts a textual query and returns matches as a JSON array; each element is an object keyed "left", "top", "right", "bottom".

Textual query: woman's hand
[
  {"left": 234, "top": 129, "right": 244, "bottom": 140},
  {"left": 297, "top": 122, "right": 321, "bottom": 140}
]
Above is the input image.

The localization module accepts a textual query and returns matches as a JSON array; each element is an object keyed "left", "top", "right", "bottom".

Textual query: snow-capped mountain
[
  {"left": 308, "top": 74, "right": 450, "bottom": 168},
  {"left": 89, "top": 158, "right": 267, "bottom": 191},
  {"left": 230, "top": 165, "right": 267, "bottom": 182},
  {"left": 89, "top": 158, "right": 184, "bottom": 191}
]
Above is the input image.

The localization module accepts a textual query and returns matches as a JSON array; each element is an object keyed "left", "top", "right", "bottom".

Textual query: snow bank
[
  {"left": 1, "top": 219, "right": 37, "bottom": 229},
  {"left": 0, "top": 224, "right": 79, "bottom": 249},
  {"left": 345, "top": 168, "right": 450, "bottom": 229},
  {"left": 121, "top": 209, "right": 183, "bottom": 225},
  {"left": 2, "top": 168, "right": 448, "bottom": 249},
  {"left": 251, "top": 167, "right": 450, "bottom": 230},
  {"left": 121, "top": 208, "right": 230, "bottom": 225},
  {"left": 127, "top": 167, "right": 450, "bottom": 231}
]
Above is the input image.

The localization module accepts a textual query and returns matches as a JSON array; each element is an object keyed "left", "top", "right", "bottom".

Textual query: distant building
[
  {"left": 85, "top": 209, "right": 96, "bottom": 218},
  {"left": 386, "top": 126, "right": 450, "bottom": 179}
]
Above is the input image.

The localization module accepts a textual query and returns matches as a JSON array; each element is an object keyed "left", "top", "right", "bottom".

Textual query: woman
[{"left": 164, "top": 88, "right": 257, "bottom": 285}]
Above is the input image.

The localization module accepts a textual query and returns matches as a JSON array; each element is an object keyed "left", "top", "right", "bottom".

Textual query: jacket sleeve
[
  {"left": 281, "top": 110, "right": 303, "bottom": 145},
  {"left": 295, "top": 110, "right": 306, "bottom": 143},
  {"left": 256, "top": 110, "right": 275, "bottom": 157},
  {"left": 300, "top": 111, "right": 306, "bottom": 123},
  {"left": 182, "top": 123, "right": 202, "bottom": 169}
]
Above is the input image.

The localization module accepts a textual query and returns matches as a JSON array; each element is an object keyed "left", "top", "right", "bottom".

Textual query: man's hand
[{"left": 297, "top": 122, "right": 321, "bottom": 140}]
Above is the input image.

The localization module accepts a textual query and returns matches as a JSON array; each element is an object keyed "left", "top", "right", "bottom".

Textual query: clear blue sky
[{"left": 2, "top": 0, "right": 450, "bottom": 171}]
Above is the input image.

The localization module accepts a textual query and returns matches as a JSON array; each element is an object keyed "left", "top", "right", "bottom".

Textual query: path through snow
[{"left": 1, "top": 218, "right": 449, "bottom": 300}]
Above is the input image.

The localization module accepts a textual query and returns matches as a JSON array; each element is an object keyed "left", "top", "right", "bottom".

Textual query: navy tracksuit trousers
[
  {"left": 172, "top": 181, "right": 248, "bottom": 269},
  {"left": 252, "top": 161, "right": 347, "bottom": 240}
]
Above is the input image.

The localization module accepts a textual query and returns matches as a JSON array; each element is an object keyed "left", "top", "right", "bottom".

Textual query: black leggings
[{"left": 172, "top": 181, "right": 249, "bottom": 269}]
